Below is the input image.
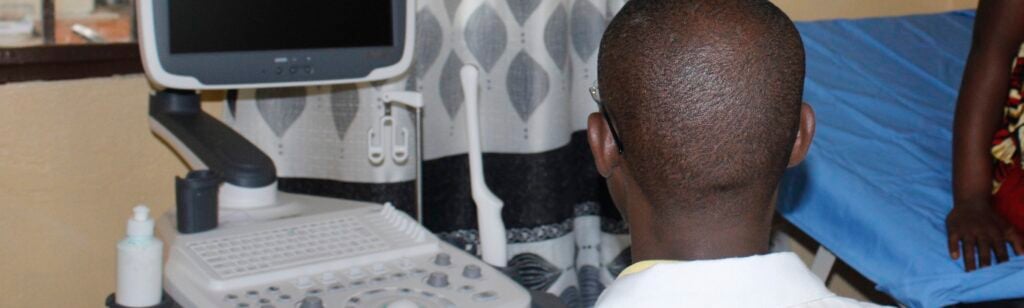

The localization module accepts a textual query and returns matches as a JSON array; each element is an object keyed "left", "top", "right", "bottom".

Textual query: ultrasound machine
[{"left": 131, "top": 1, "right": 531, "bottom": 307}]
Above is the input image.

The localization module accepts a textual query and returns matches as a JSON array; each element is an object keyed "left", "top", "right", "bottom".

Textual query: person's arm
[{"left": 949, "top": 0, "right": 1024, "bottom": 272}]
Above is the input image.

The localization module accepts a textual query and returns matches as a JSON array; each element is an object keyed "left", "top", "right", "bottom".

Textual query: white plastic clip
[
  {"left": 367, "top": 126, "right": 385, "bottom": 165},
  {"left": 380, "top": 91, "right": 422, "bottom": 164},
  {"left": 392, "top": 126, "right": 410, "bottom": 163}
]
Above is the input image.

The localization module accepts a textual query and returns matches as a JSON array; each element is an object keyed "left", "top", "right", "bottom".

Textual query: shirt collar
[
  {"left": 597, "top": 252, "right": 836, "bottom": 307},
  {"left": 618, "top": 259, "right": 677, "bottom": 278}
]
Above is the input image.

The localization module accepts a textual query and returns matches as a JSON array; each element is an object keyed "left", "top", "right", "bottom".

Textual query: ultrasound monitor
[
  {"left": 138, "top": 0, "right": 414, "bottom": 90},
  {"left": 132, "top": 2, "right": 535, "bottom": 306}
]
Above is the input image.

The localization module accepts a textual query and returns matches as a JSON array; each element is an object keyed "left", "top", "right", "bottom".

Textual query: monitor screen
[{"left": 169, "top": 1, "right": 394, "bottom": 54}]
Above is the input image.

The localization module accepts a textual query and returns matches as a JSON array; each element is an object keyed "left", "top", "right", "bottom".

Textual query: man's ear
[
  {"left": 787, "top": 103, "right": 816, "bottom": 167},
  {"left": 588, "top": 112, "right": 620, "bottom": 178}
]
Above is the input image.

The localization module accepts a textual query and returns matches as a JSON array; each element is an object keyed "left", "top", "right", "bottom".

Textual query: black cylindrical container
[{"left": 175, "top": 170, "right": 220, "bottom": 234}]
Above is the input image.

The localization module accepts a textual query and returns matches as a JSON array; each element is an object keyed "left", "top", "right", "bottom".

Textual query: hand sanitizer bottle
[{"left": 116, "top": 205, "right": 163, "bottom": 307}]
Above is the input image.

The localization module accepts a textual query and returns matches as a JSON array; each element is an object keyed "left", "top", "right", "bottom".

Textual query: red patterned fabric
[{"left": 990, "top": 44, "right": 1024, "bottom": 232}]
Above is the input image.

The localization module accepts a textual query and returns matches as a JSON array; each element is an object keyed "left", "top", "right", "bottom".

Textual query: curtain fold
[{"left": 226, "top": 1, "right": 629, "bottom": 306}]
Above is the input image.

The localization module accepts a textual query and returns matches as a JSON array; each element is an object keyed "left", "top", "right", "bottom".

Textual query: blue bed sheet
[{"left": 779, "top": 11, "right": 1024, "bottom": 307}]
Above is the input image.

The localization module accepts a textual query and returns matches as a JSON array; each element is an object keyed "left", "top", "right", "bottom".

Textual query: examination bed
[{"left": 778, "top": 11, "right": 1024, "bottom": 307}]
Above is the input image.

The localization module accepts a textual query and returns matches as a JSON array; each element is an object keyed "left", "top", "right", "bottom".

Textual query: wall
[
  {"left": 0, "top": 76, "right": 221, "bottom": 307},
  {"left": 0, "top": 1, "right": 979, "bottom": 307}
]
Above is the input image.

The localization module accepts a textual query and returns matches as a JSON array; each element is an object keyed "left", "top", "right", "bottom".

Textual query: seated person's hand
[{"left": 946, "top": 202, "right": 1024, "bottom": 271}]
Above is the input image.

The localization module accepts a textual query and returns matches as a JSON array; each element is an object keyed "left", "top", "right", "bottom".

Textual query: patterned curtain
[{"left": 225, "top": 1, "right": 630, "bottom": 307}]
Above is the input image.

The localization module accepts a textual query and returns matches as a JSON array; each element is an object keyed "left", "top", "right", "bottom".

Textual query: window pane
[
  {"left": 0, "top": 0, "right": 135, "bottom": 47},
  {"left": 0, "top": 0, "right": 39, "bottom": 47},
  {"left": 56, "top": 0, "right": 134, "bottom": 44}
]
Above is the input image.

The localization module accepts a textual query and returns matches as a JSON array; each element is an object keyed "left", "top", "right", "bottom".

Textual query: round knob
[
  {"left": 298, "top": 296, "right": 324, "bottom": 308},
  {"left": 462, "top": 264, "right": 482, "bottom": 279},
  {"left": 386, "top": 299, "right": 420, "bottom": 308},
  {"left": 426, "top": 272, "right": 449, "bottom": 288},
  {"left": 434, "top": 253, "right": 451, "bottom": 266}
]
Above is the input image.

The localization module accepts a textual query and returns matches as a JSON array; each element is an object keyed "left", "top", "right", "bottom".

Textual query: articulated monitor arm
[{"left": 148, "top": 89, "right": 278, "bottom": 209}]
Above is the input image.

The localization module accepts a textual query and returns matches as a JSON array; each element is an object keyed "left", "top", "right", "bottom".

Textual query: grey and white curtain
[{"left": 225, "top": 0, "right": 630, "bottom": 306}]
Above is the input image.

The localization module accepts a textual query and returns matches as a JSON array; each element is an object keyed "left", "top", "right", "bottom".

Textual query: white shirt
[{"left": 595, "top": 252, "right": 888, "bottom": 308}]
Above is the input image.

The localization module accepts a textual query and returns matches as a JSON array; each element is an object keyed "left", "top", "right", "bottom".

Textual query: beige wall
[
  {"left": 0, "top": 1, "right": 979, "bottom": 307},
  {"left": 0, "top": 76, "right": 221, "bottom": 307}
]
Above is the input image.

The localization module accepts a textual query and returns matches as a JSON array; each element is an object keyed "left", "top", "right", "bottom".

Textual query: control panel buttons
[
  {"left": 426, "top": 272, "right": 449, "bottom": 288},
  {"left": 433, "top": 253, "right": 451, "bottom": 266},
  {"left": 473, "top": 291, "right": 499, "bottom": 302},
  {"left": 298, "top": 296, "right": 324, "bottom": 308},
  {"left": 276, "top": 294, "right": 292, "bottom": 303},
  {"left": 268, "top": 64, "right": 313, "bottom": 77},
  {"left": 350, "top": 280, "right": 366, "bottom": 288},
  {"left": 197, "top": 239, "right": 529, "bottom": 307},
  {"left": 462, "top": 264, "right": 482, "bottom": 279}
]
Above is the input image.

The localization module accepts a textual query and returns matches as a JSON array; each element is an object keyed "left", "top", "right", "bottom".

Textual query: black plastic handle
[{"left": 149, "top": 90, "right": 277, "bottom": 188}]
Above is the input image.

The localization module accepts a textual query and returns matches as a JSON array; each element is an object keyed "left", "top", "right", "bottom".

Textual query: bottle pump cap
[{"left": 127, "top": 205, "right": 155, "bottom": 238}]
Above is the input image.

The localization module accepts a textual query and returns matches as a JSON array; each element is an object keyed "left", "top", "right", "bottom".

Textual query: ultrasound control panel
[
  {"left": 163, "top": 203, "right": 530, "bottom": 308},
  {"left": 213, "top": 251, "right": 515, "bottom": 308}
]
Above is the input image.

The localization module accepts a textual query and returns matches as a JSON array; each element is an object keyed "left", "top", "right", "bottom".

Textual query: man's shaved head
[{"left": 597, "top": 0, "right": 805, "bottom": 219}]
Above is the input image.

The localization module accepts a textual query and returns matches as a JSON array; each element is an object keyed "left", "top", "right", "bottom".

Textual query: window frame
[
  {"left": 0, "top": 0, "right": 142, "bottom": 85},
  {"left": 0, "top": 43, "right": 142, "bottom": 84}
]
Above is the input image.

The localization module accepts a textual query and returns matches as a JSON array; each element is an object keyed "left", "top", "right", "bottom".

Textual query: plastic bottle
[{"left": 116, "top": 205, "right": 163, "bottom": 307}]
